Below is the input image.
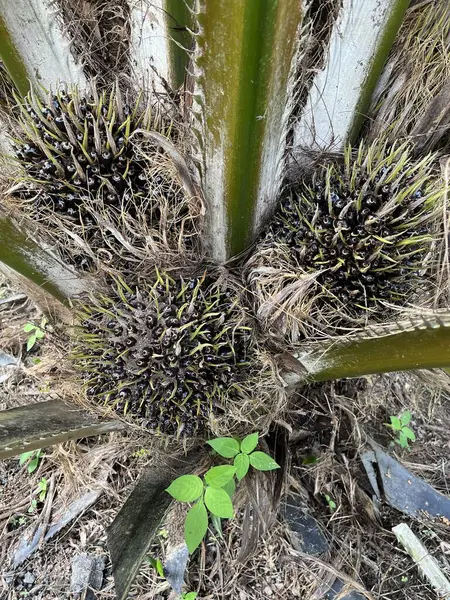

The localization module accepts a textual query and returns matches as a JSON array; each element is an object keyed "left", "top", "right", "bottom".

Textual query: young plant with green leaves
[
  {"left": 166, "top": 433, "right": 279, "bottom": 553},
  {"left": 147, "top": 556, "right": 197, "bottom": 600},
  {"left": 28, "top": 477, "right": 48, "bottom": 513},
  {"left": 385, "top": 410, "right": 416, "bottom": 448},
  {"left": 19, "top": 448, "right": 43, "bottom": 473},
  {"left": 23, "top": 318, "right": 47, "bottom": 351},
  {"left": 324, "top": 494, "right": 337, "bottom": 512}
]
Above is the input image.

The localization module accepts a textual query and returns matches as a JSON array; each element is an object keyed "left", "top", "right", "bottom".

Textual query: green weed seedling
[
  {"left": 166, "top": 432, "right": 279, "bottom": 554},
  {"left": 324, "top": 494, "right": 337, "bottom": 512},
  {"left": 147, "top": 556, "right": 164, "bottom": 578},
  {"left": 28, "top": 477, "right": 48, "bottom": 513},
  {"left": 37, "top": 477, "right": 47, "bottom": 501},
  {"left": 19, "top": 449, "right": 43, "bottom": 473},
  {"left": 23, "top": 317, "right": 47, "bottom": 351},
  {"left": 147, "top": 557, "right": 197, "bottom": 599},
  {"left": 385, "top": 410, "right": 416, "bottom": 448}
]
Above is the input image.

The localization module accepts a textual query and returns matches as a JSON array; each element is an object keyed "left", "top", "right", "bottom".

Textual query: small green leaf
[
  {"left": 397, "top": 432, "right": 408, "bottom": 448},
  {"left": 223, "top": 477, "right": 236, "bottom": 499},
  {"left": 28, "top": 456, "right": 39, "bottom": 473},
  {"left": 402, "top": 427, "right": 416, "bottom": 442},
  {"left": 147, "top": 556, "right": 164, "bottom": 578},
  {"left": 35, "top": 329, "right": 45, "bottom": 340},
  {"left": 183, "top": 593, "right": 198, "bottom": 600},
  {"left": 234, "top": 453, "right": 250, "bottom": 481},
  {"left": 207, "top": 437, "right": 240, "bottom": 458},
  {"left": 325, "top": 494, "right": 337, "bottom": 511},
  {"left": 26, "top": 335, "right": 37, "bottom": 352},
  {"left": 249, "top": 451, "right": 280, "bottom": 471},
  {"left": 302, "top": 455, "right": 318, "bottom": 465},
  {"left": 19, "top": 451, "right": 34, "bottom": 465},
  {"left": 390, "top": 416, "right": 401, "bottom": 430},
  {"left": 400, "top": 411, "right": 412, "bottom": 427},
  {"left": 185, "top": 500, "right": 208, "bottom": 554},
  {"left": 240, "top": 432, "right": 259, "bottom": 454},
  {"left": 23, "top": 323, "right": 35, "bottom": 332},
  {"left": 204, "top": 465, "right": 236, "bottom": 488},
  {"left": 210, "top": 514, "right": 223, "bottom": 538},
  {"left": 166, "top": 475, "right": 204, "bottom": 502},
  {"left": 204, "top": 487, "right": 233, "bottom": 518},
  {"left": 155, "top": 559, "right": 164, "bottom": 578}
]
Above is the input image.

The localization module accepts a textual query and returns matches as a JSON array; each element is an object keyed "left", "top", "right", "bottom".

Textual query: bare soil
[{"left": 1, "top": 275, "right": 450, "bottom": 600}]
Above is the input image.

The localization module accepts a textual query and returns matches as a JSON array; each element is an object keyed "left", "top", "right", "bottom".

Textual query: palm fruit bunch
[
  {"left": 11, "top": 87, "right": 189, "bottom": 272},
  {"left": 73, "top": 269, "right": 253, "bottom": 437},
  {"left": 262, "top": 141, "right": 441, "bottom": 313}
]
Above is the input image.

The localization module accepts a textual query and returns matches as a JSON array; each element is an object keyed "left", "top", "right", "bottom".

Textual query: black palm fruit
[
  {"left": 10, "top": 86, "right": 195, "bottom": 273},
  {"left": 262, "top": 141, "right": 442, "bottom": 313},
  {"left": 72, "top": 269, "right": 253, "bottom": 437}
]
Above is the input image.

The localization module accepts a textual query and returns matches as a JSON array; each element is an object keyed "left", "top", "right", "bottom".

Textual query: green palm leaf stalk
[
  {"left": 0, "top": 0, "right": 86, "bottom": 95},
  {"left": 0, "top": 213, "right": 88, "bottom": 303},
  {"left": 291, "top": 314, "right": 450, "bottom": 382},
  {"left": 130, "top": 0, "right": 194, "bottom": 93},
  {"left": 294, "top": 0, "right": 408, "bottom": 152},
  {"left": 190, "top": 0, "right": 303, "bottom": 260}
]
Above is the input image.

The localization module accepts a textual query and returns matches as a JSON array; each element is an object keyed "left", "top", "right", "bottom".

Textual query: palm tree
[{"left": 0, "top": 1, "right": 449, "bottom": 598}]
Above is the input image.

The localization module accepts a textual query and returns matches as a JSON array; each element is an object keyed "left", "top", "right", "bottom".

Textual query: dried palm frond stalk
[
  {"left": 246, "top": 139, "right": 444, "bottom": 344},
  {"left": 7, "top": 84, "right": 202, "bottom": 279},
  {"left": 368, "top": 2, "right": 450, "bottom": 152},
  {"left": 72, "top": 267, "right": 286, "bottom": 439}
]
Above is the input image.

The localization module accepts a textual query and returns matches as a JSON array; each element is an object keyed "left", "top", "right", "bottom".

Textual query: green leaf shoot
[
  {"left": 402, "top": 426, "right": 416, "bottom": 441},
  {"left": 185, "top": 500, "right": 208, "bottom": 554},
  {"left": 38, "top": 477, "right": 47, "bottom": 501},
  {"left": 35, "top": 328, "right": 45, "bottom": 339},
  {"left": 400, "top": 411, "right": 412, "bottom": 426},
  {"left": 204, "top": 487, "right": 234, "bottom": 519},
  {"left": 207, "top": 437, "right": 240, "bottom": 458},
  {"left": 147, "top": 556, "right": 164, "bottom": 578},
  {"left": 19, "top": 450, "right": 34, "bottom": 465},
  {"left": 234, "top": 453, "right": 250, "bottom": 481},
  {"left": 249, "top": 451, "right": 280, "bottom": 471},
  {"left": 389, "top": 415, "right": 402, "bottom": 430},
  {"left": 240, "top": 432, "right": 259, "bottom": 454},
  {"left": 28, "top": 456, "right": 39, "bottom": 473},
  {"left": 222, "top": 477, "right": 236, "bottom": 500},
  {"left": 204, "top": 465, "right": 236, "bottom": 488},
  {"left": 27, "top": 335, "right": 37, "bottom": 352},
  {"left": 166, "top": 475, "right": 204, "bottom": 502},
  {"left": 324, "top": 494, "right": 337, "bottom": 511}
]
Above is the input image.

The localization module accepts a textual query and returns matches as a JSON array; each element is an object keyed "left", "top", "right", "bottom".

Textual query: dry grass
[{"left": 367, "top": 2, "right": 450, "bottom": 152}]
